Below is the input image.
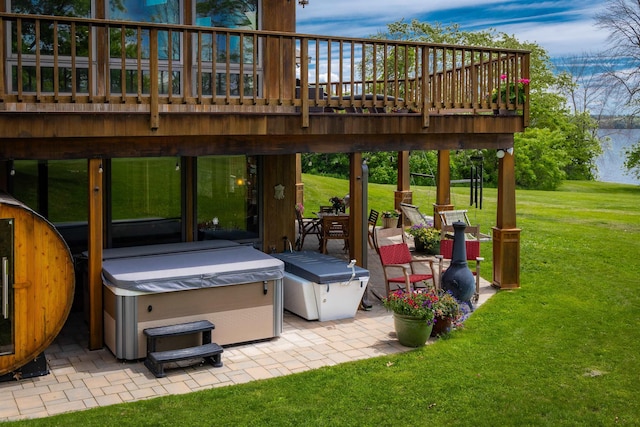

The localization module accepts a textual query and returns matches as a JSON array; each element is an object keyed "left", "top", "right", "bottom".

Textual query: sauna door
[{"left": 0, "top": 218, "right": 14, "bottom": 356}]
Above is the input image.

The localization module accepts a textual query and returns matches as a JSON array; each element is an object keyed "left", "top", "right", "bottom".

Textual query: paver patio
[{"left": 0, "top": 234, "right": 496, "bottom": 421}]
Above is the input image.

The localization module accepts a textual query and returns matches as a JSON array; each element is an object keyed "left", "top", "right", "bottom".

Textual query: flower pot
[
  {"left": 431, "top": 316, "right": 453, "bottom": 337},
  {"left": 393, "top": 313, "right": 433, "bottom": 347},
  {"left": 382, "top": 216, "right": 398, "bottom": 229},
  {"left": 414, "top": 240, "right": 439, "bottom": 255}
]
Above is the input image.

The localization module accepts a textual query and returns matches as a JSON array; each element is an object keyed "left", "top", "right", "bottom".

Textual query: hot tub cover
[
  {"left": 102, "top": 244, "right": 284, "bottom": 293},
  {"left": 93, "top": 240, "right": 240, "bottom": 260},
  {"left": 272, "top": 251, "right": 369, "bottom": 284}
]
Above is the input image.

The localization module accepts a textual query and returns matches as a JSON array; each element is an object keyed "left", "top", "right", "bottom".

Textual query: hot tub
[
  {"left": 272, "top": 251, "right": 369, "bottom": 321},
  {"left": 101, "top": 241, "right": 284, "bottom": 360}
]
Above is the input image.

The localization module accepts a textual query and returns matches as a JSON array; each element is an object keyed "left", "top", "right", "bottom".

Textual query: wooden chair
[
  {"left": 374, "top": 227, "right": 436, "bottom": 296},
  {"left": 438, "top": 209, "right": 471, "bottom": 227},
  {"left": 400, "top": 202, "right": 434, "bottom": 226},
  {"left": 436, "top": 225, "right": 484, "bottom": 302},
  {"left": 295, "top": 208, "right": 321, "bottom": 251},
  {"left": 320, "top": 214, "right": 350, "bottom": 254},
  {"left": 367, "top": 209, "right": 379, "bottom": 249},
  {"left": 438, "top": 209, "right": 491, "bottom": 241}
]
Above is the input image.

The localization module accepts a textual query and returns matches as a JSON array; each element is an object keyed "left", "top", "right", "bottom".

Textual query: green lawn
[{"left": 8, "top": 179, "right": 640, "bottom": 426}]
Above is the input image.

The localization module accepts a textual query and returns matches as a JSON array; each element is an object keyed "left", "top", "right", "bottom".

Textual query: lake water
[{"left": 596, "top": 128, "right": 640, "bottom": 185}]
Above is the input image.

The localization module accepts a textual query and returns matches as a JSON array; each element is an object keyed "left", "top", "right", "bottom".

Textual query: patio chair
[
  {"left": 400, "top": 202, "right": 434, "bottom": 227},
  {"left": 438, "top": 209, "right": 471, "bottom": 227},
  {"left": 367, "top": 209, "right": 379, "bottom": 249},
  {"left": 374, "top": 227, "right": 436, "bottom": 296},
  {"left": 295, "top": 208, "right": 321, "bottom": 251},
  {"left": 438, "top": 209, "right": 491, "bottom": 241},
  {"left": 320, "top": 214, "right": 350, "bottom": 254},
  {"left": 436, "top": 225, "right": 484, "bottom": 302}
]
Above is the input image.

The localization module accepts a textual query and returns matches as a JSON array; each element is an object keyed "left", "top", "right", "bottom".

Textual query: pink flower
[
  {"left": 518, "top": 78, "right": 530, "bottom": 84},
  {"left": 500, "top": 74, "right": 507, "bottom": 80}
]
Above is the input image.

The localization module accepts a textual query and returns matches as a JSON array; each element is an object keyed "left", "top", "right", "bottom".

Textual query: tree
[
  {"left": 596, "top": 0, "right": 640, "bottom": 179},
  {"left": 374, "top": 19, "right": 602, "bottom": 189},
  {"left": 624, "top": 142, "right": 640, "bottom": 180},
  {"left": 514, "top": 128, "right": 568, "bottom": 190},
  {"left": 595, "top": 0, "right": 640, "bottom": 116}
]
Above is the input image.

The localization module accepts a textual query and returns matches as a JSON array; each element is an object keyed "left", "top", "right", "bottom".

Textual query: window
[
  {"left": 197, "top": 156, "right": 259, "bottom": 242},
  {"left": 194, "top": 0, "right": 260, "bottom": 97},
  {"left": 9, "top": 1, "right": 92, "bottom": 94},
  {"left": 110, "top": 157, "right": 182, "bottom": 247},
  {"left": 107, "top": 0, "right": 182, "bottom": 95}
]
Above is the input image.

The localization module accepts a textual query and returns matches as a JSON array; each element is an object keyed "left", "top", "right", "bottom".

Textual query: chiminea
[{"left": 440, "top": 221, "right": 476, "bottom": 311}]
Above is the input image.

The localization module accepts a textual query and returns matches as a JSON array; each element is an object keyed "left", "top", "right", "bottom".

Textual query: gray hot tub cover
[
  {"left": 102, "top": 245, "right": 284, "bottom": 293},
  {"left": 272, "top": 251, "right": 369, "bottom": 284}
]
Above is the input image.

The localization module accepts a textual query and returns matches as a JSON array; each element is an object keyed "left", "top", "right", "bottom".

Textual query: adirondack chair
[{"left": 374, "top": 227, "right": 436, "bottom": 296}]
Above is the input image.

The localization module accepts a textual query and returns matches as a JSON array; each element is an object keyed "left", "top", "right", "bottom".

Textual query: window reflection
[
  {"left": 107, "top": 0, "right": 182, "bottom": 95},
  {"left": 10, "top": 2, "right": 92, "bottom": 93},
  {"left": 110, "top": 157, "right": 182, "bottom": 247},
  {"left": 197, "top": 156, "right": 259, "bottom": 242},
  {"left": 194, "top": 0, "right": 259, "bottom": 97}
]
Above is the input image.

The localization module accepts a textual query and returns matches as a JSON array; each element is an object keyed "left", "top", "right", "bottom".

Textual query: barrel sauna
[{"left": 0, "top": 192, "right": 75, "bottom": 376}]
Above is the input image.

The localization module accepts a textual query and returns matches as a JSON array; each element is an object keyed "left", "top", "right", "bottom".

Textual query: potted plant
[
  {"left": 491, "top": 74, "right": 530, "bottom": 113},
  {"left": 381, "top": 210, "right": 400, "bottom": 228},
  {"left": 383, "top": 289, "right": 437, "bottom": 347},
  {"left": 329, "top": 196, "right": 346, "bottom": 213},
  {"left": 406, "top": 223, "right": 440, "bottom": 254},
  {"left": 431, "top": 290, "right": 462, "bottom": 337}
]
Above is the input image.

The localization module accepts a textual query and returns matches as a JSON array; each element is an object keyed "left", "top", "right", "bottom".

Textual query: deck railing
[{"left": 0, "top": 13, "right": 530, "bottom": 128}]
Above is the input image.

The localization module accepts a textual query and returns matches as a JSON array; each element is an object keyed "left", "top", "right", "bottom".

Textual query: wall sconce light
[
  {"left": 496, "top": 147, "right": 514, "bottom": 159},
  {"left": 175, "top": 158, "right": 180, "bottom": 171},
  {"left": 98, "top": 163, "right": 103, "bottom": 173},
  {"left": 299, "top": 0, "right": 309, "bottom": 7},
  {"left": 9, "top": 166, "right": 15, "bottom": 176}
]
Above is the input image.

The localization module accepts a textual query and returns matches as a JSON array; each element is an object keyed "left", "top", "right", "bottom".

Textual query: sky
[{"left": 296, "top": 0, "right": 612, "bottom": 62}]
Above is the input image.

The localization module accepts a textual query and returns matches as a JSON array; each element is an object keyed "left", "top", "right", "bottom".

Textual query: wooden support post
[
  {"left": 493, "top": 146, "right": 520, "bottom": 289},
  {"left": 433, "top": 150, "right": 452, "bottom": 229},
  {"left": 349, "top": 152, "right": 363, "bottom": 264},
  {"left": 295, "top": 153, "right": 304, "bottom": 207},
  {"left": 87, "top": 158, "right": 104, "bottom": 350},
  {"left": 395, "top": 151, "right": 412, "bottom": 225}
]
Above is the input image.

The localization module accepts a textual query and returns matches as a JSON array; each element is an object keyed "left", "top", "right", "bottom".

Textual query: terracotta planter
[
  {"left": 393, "top": 313, "right": 433, "bottom": 347},
  {"left": 431, "top": 316, "right": 453, "bottom": 337}
]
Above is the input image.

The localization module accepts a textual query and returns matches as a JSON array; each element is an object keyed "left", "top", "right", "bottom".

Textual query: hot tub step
[
  {"left": 143, "top": 320, "right": 223, "bottom": 378},
  {"left": 144, "top": 343, "right": 224, "bottom": 378},
  {"left": 144, "top": 320, "right": 216, "bottom": 340}
]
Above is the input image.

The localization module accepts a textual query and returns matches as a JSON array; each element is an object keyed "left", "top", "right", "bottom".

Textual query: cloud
[{"left": 296, "top": 0, "right": 611, "bottom": 60}]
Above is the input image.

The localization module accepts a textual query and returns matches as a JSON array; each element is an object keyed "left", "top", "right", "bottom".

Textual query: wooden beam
[
  {"left": 87, "top": 158, "right": 104, "bottom": 350},
  {"left": 349, "top": 153, "right": 363, "bottom": 266},
  {"left": 395, "top": 151, "right": 412, "bottom": 224},
  {"left": 434, "top": 150, "right": 453, "bottom": 229}
]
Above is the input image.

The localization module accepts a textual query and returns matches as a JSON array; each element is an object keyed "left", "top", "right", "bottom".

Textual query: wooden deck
[{"left": 0, "top": 12, "right": 529, "bottom": 159}]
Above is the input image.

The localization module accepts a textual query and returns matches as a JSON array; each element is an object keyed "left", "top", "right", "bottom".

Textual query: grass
[{"left": 7, "top": 179, "right": 640, "bottom": 426}]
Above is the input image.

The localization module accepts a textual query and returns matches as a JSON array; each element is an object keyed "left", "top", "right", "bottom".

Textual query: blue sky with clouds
[{"left": 296, "top": 0, "right": 610, "bottom": 61}]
